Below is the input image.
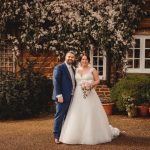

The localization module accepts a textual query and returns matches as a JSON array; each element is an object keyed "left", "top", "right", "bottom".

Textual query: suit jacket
[{"left": 52, "top": 63, "right": 75, "bottom": 103}]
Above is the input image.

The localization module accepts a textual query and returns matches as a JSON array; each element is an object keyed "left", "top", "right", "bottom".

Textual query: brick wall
[
  {"left": 17, "top": 51, "right": 59, "bottom": 79},
  {"left": 96, "top": 83, "right": 110, "bottom": 101},
  {"left": 17, "top": 51, "right": 110, "bottom": 100}
]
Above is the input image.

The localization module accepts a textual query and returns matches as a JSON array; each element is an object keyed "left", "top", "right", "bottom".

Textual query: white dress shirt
[{"left": 65, "top": 62, "right": 75, "bottom": 95}]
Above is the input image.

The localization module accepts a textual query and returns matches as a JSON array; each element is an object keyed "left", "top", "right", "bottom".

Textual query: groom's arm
[{"left": 53, "top": 65, "right": 62, "bottom": 97}]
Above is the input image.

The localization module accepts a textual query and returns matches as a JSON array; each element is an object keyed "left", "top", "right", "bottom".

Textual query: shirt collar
[{"left": 65, "top": 61, "right": 72, "bottom": 68}]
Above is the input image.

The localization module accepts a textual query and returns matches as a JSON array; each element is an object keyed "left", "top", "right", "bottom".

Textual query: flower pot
[
  {"left": 138, "top": 105, "right": 149, "bottom": 117},
  {"left": 102, "top": 103, "right": 114, "bottom": 115},
  {"left": 127, "top": 107, "right": 137, "bottom": 118},
  {"left": 127, "top": 111, "right": 132, "bottom": 118}
]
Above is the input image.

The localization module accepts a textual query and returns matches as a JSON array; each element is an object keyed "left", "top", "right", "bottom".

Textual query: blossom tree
[{"left": 0, "top": 0, "right": 145, "bottom": 62}]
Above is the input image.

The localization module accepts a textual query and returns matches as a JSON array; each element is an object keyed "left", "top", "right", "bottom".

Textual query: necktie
[{"left": 68, "top": 65, "right": 75, "bottom": 94}]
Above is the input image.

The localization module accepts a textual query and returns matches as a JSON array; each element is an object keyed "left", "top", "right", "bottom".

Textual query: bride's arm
[{"left": 91, "top": 68, "right": 100, "bottom": 88}]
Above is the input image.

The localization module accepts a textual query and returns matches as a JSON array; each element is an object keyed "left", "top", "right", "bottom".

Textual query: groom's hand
[{"left": 58, "top": 96, "right": 64, "bottom": 103}]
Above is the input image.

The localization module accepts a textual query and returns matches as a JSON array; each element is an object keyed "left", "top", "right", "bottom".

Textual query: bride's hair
[{"left": 79, "top": 53, "right": 90, "bottom": 62}]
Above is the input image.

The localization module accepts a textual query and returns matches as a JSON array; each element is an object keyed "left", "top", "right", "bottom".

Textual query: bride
[{"left": 59, "top": 54, "right": 120, "bottom": 145}]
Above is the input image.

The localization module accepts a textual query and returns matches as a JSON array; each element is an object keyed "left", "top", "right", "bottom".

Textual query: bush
[
  {"left": 0, "top": 67, "right": 53, "bottom": 120},
  {"left": 110, "top": 74, "right": 150, "bottom": 112}
]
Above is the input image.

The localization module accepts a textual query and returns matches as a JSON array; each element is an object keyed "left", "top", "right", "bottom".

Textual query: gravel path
[{"left": 0, "top": 115, "right": 150, "bottom": 150}]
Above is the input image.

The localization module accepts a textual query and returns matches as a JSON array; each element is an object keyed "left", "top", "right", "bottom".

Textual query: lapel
[
  {"left": 72, "top": 66, "right": 76, "bottom": 86},
  {"left": 72, "top": 66, "right": 75, "bottom": 75},
  {"left": 63, "top": 63, "right": 72, "bottom": 81}
]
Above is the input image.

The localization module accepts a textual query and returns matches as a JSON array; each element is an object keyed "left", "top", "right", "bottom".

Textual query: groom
[{"left": 52, "top": 51, "right": 75, "bottom": 144}]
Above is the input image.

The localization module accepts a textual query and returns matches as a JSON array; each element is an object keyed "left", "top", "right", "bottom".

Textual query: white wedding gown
[{"left": 59, "top": 67, "right": 120, "bottom": 145}]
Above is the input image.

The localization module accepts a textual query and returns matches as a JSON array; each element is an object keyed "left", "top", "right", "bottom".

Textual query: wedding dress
[{"left": 59, "top": 67, "right": 120, "bottom": 145}]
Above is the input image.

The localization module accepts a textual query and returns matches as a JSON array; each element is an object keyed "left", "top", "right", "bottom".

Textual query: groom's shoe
[{"left": 54, "top": 138, "right": 61, "bottom": 144}]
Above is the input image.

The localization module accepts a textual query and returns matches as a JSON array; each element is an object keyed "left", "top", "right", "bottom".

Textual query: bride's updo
[
  {"left": 77, "top": 53, "right": 90, "bottom": 67},
  {"left": 79, "top": 53, "right": 90, "bottom": 62}
]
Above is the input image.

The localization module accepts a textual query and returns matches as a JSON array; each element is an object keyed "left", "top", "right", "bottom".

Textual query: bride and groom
[{"left": 52, "top": 51, "right": 120, "bottom": 145}]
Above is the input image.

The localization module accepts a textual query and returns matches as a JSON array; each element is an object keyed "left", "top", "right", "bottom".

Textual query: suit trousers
[{"left": 53, "top": 98, "right": 72, "bottom": 139}]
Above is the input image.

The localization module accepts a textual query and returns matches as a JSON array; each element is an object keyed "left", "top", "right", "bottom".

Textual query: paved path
[{"left": 0, "top": 115, "right": 150, "bottom": 150}]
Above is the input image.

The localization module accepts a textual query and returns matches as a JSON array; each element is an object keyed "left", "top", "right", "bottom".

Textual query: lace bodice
[{"left": 75, "top": 67, "right": 94, "bottom": 85}]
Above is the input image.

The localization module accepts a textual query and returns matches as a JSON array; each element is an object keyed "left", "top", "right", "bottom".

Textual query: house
[
  {"left": 126, "top": 1, "right": 150, "bottom": 75},
  {"left": 0, "top": 0, "right": 150, "bottom": 100}
]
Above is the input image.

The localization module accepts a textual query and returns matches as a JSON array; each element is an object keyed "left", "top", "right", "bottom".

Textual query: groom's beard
[{"left": 66, "top": 60, "right": 74, "bottom": 65}]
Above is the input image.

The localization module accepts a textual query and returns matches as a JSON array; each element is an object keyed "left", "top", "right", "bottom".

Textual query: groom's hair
[{"left": 66, "top": 51, "right": 75, "bottom": 56}]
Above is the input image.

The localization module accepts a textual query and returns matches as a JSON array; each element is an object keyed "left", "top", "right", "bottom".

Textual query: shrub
[
  {"left": 110, "top": 74, "right": 150, "bottom": 112},
  {"left": 0, "top": 67, "right": 53, "bottom": 120}
]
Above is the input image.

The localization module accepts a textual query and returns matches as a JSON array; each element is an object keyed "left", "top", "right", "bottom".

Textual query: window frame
[
  {"left": 90, "top": 48, "right": 106, "bottom": 80},
  {"left": 0, "top": 41, "right": 15, "bottom": 73},
  {"left": 126, "top": 35, "right": 150, "bottom": 73}
]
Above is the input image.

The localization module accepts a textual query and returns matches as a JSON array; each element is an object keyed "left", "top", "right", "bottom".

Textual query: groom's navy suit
[{"left": 53, "top": 62, "right": 75, "bottom": 139}]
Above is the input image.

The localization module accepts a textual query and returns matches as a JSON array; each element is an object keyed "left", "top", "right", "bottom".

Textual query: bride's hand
[{"left": 91, "top": 82, "right": 96, "bottom": 89}]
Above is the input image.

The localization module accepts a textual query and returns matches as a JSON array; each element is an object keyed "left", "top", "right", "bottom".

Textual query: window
[
  {"left": 126, "top": 36, "right": 150, "bottom": 73},
  {"left": 145, "top": 39, "right": 150, "bottom": 68},
  {"left": 0, "top": 40, "right": 15, "bottom": 92},
  {"left": 90, "top": 48, "right": 106, "bottom": 80},
  {"left": 0, "top": 40, "right": 15, "bottom": 73}
]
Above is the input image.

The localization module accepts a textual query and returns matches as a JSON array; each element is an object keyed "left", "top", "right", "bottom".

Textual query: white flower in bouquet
[{"left": 80, "top": 80, "right": 93, "bottom": 99}]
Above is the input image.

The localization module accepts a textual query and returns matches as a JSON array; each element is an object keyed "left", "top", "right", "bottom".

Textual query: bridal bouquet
[{"left": 80, "top": 80, "right": 92, "bottom": 99}]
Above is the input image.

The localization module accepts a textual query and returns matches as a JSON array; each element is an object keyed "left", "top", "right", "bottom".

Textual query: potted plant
[
  {"left": 101, "top": 97, "right": 114, "bottom": 115},
  {"left": 126, "top": 104, "right": 137, "bottom": 118},
  {"left": 123, "top": 95, "right": 138, "bottom": 118},
  {"left": 110, "top": 74, "right": 150, "bottom": 115},
  {"left": 137, "top": 85, "right": 150, "bottom": 117}
]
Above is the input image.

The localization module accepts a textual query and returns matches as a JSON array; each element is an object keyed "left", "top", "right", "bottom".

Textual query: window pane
[
  {"left": 146, "top": 39, "right": 150, "bottom": 48},
  {"left": 135, "top": 39, "right": 140, "bottom": 48},
  {"left": 92, "top": 48, "right": 104, "bottom": 76},
  {"left": 93, "top": 58, "right": 98, "bottom": 65},
  {"left": 127, "top": 37, "right": 150, "bottom": 72},
  {"left": 93, "top": 50, "right": 98, "bottom": 56},
  {"left": 127, "top": 49, "right": 133, "bottom": 58},
  {"left": 134, "top": 59, "right": 140, "bottom": 68},
  {"left": 0, "top": 41, "right": 14, "bottom": 74},
  {"left": 145, "top": 49, "right": 150, "bottom": 58},
  {"left": 134, "top": 49, "right": 140, "bottom": 58},
  {"left": 99, "top": 58, "right": 103, "bottom": 65},
  {"left": 99, "top": 51, "right": 103, "bottom": 56},
  {"left": 127, "top": 60, "right": 133, "bottom": 68},
  {"left": 145, "top": 60, "right": 150, "bottom": 68},
  {"left": 98, "top": 67, "right": 103, "bottom": 75}
]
